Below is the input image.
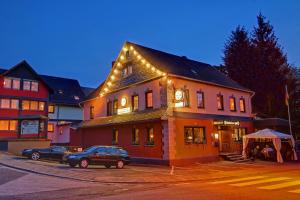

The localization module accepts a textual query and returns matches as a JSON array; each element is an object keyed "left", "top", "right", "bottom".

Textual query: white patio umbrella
[{"left": 242, "top": 128, "right": 298, "bottom": 163}]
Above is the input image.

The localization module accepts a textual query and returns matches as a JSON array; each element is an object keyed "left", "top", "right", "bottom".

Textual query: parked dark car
[
  {"left": 64, "top": 146, "right": 130, "bottom": 169},
  {"left": 22, "top": 146, "right": 71, "bottom": 161}
]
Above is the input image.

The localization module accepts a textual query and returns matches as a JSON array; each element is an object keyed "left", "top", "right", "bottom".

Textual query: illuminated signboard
[
  {"left": 117, "top": 107, "right": 130, "bottom": 115},
  {"left": 213, "top": 120, "right": 240, "bottom": 126}
]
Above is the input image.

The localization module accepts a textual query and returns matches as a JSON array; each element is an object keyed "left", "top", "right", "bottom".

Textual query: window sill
[{"left": 132, "top": 143, "right": 140, "bottom": 146}]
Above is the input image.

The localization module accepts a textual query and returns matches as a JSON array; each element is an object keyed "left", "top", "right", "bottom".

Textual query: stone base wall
[{"left": 7, "top": 139, "right": 51, "bottom": 155}]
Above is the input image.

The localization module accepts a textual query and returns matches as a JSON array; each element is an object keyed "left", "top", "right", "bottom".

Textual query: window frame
[
  {"left": 3, "top": 77, "right": 20, "bottom": 90},
  {"left": 23, "top": 79, "right": 39, "bottom": 92},
  {"left": 90, "top": 106, "right": 95, "bottom": 119},
  {"left": 0, "top": 120, "right": 18, "bottom": 131},
  {"left": 197, "top": 91, "right": 205, "bottom": 109},
  {"left": 107, "top": 101, "right": 113, "bottom": 116},
  {"left": 146, "top": 127, "right": 154, "bottom": 145},
  {"left": 184, "top": 126, "right": 206, "bottom": 144},
  {"left": 112, "top": 129, "right": 118, "bottom": 145},
  {"left": 132, "top": 95, "right": 139, "bottom": 111},
  {"left": 239, "top": 98, "right": 246, "bottom": 113},
  {"left": 145, "top": 91, "right": 153, "bottom": 109},
  {"left": 233, "top": 128, "right": 247, "bottom": 142},
  {"left": 113, "top": 99, "right": 118, "bottom": 115},
  {"left": 229, "top": 96, "right": 237, "bottom": 112},
  {"left": 22, "top": 100, "right": 45, "bottom": 111},
  {"left": 48, "top": 105, "right": 55, "bottom": 113},
  {"left": 47, "top": 123, "right": 54, "bottom": 132},
  {"left": 217, "top": 94, "right": 224, "bottom": 111},
  {"left": 132, "top": 128, "right": 140, "bottom": 145}
]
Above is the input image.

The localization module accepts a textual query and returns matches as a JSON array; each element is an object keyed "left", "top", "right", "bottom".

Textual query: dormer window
[
  {"left": 58, "top": 90, "right": 63, "bottom": 94},
  {"left": 121, "top": 65, "right": 133, "bottom": 78},
  {"left": 74, "top": 96, "right": 80, "bottom": 100}
]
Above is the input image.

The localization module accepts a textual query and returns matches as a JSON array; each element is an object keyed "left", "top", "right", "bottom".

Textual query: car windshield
[{"left": 83, "top": 146, "right": 99, "bottom": 153}]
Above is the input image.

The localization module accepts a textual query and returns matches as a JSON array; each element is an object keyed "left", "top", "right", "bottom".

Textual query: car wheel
[
  {"left": 79, "top": 159, "right": 89, "bottom": 168},
  {"left": 105, "top": 164, "right": 111, "bottom": 169},
  {"left": 69, "top": 163, "right": 77, "bottom": 168},
  {"left": 31, "top": 152, "right": 40, "bottom": 161},
  {"left": 116, "top": 160, "right": 124, "bottom": 169}
]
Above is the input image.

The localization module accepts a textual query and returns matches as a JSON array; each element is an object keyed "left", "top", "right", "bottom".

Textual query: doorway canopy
[{"left": 242, "top": 128, "right": 298, "bottom": 163}]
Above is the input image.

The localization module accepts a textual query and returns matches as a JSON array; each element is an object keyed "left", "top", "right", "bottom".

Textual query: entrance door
[{"left": 220, "top": 131, "right": 231, "bottom": 152}]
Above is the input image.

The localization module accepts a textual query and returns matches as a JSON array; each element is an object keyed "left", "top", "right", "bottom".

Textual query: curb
[{"left": 0, "top": 162, "right": 206, "bottom": 185}]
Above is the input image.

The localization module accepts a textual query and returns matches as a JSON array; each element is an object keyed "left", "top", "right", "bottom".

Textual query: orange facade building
[{"left": 71, "top": 42, "right": 254, "bottom": 165}]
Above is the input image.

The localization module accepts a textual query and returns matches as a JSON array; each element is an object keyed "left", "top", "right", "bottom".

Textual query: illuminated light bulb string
[{"left": 99, "top": 45, "right": 171, "bottom": 97}]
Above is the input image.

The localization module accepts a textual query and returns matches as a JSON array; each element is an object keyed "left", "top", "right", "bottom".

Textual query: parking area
[{"left": 2, "top": 152, "right": 300, "bottom": 199}]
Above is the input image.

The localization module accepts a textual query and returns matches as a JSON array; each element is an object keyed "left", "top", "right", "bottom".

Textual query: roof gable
[{"left": 0, "top": 60, "right": 53, "bottom": 91}]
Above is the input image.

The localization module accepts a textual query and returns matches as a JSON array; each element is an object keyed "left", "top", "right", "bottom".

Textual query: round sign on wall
[
  {"left": 121, "top": 97, "right": 127, "bottom": 107},
  {"left": 175, "top": 89, "right": 184, "bottom": 101}
]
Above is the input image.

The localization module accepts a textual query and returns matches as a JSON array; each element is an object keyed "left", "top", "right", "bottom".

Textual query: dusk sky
[{"left": 0, "top": 0, "right": 299, "bottom": 87}]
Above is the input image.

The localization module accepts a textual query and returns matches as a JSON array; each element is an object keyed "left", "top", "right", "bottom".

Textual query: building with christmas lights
[{"left": 72, "top": 42, "right": 254, "bottom": 165}]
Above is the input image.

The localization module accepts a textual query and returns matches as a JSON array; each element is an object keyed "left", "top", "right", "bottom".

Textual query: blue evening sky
[{"left": 0, "top": 0, "right": 299, "bottom": 87}]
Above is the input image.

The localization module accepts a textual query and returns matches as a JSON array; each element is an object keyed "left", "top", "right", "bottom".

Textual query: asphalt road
[{"left": 1, "top": 161, "right": 300, "bottom": 200}]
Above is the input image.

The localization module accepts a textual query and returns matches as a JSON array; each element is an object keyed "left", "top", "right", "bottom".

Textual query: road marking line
[
  {"left": 230, "top": 177, "right": 291, "bottom": 187},
  {"left": 258, "top": 180, "right": 300, "bottom": 190},
  {"left": 289, "top": 189, "right": 300, "bottom": 193},
  {"left": 210, "top": 176, "right": 266, "bottom": 184}
]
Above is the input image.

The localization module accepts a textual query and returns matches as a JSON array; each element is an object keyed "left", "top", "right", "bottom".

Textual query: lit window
[
  {"left": 22, "top": 100, "right": 30, "bottom": 110},
  {"left": 146, "top": 128, "right": 154, "bottom": 145},
  {"left": 48, "top": 123, "right": 54, "bottom": 132},
  {"left": 12, "top": 79, "right": 20, "bottom": 90},
  {"left": 0, "top": 99, "right": 10, "bottom": 109},
  {"left": 48, "top": 105, "right": 55, "bottom": 113},
  {"left": 0, "top": 120, "right": 17, "bottom": 131},
  {"left": 23, "top": 80, "right": 31, "bottom": 91},
  {"left": 113, "top": 99, "right": 118, "bottom": 114},
  {"left": 0, "top": 120, "right": 9, "bottom": 130},
  {"left": 122, "top": 68, "right": 128, "bottom": 77},
  {"left": 31, "top": 81, "right": 39, "bottom": 92},
  {"left": 90, "top": 106, "right": 94, "bottom": 119},
  {"left": 58, "top": 90, "right": 63, "bottom": 94},
  {"left": 30, "top": 101, "right": 38, "bottom": 110},
  {"left": 11, "top": 99, "right": 19, "bottom": 109},
  {"left": 197, "top": 91, "right": 205, "bottom": 108},
  {"left": 132, "top": 95, "right": 139, "bottom": 111},
  {"left": 39, "top": 102, "right": 45, "bottom": 111},
  {"left": 132, "top": 128, "right": 139, "bottom": 145},
  {"left": 112, "top": 129, "right": 118, "bottom": 144},
  {"left": 239, "top": 98, "right": 246, "bottom": 112},
  {"left": 3, "top": 77, "right": 12, "bottom": 89},
  {"left": 229, "top": 97, "right": 236, "bottom": 111},
  {"left": 233, "top": 128, "right": 247, "bottom": 141},
  {"left": 74, "top": 96, "right": 80, "bottom": 100},
  {"left": 145, "top": 91, "right": 153, "bottom": 108},
  {"left": 128, "top": 65, "right": 133, "bottom": 75},
  {"left": 217, "top": 94, "right": 224, "bottom": 110},
  {"left": 184, "top": 127, "right": 206, "bottom": 144},
  {"left": 9, "top": 120, "right": 17, "bottom": 131}
]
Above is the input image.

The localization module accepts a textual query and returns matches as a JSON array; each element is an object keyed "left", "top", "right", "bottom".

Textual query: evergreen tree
[
  {"left": 251, "top": 13, "right": 291, "bottom": 117},
  {"left": 223, "top": 13, "right": 293, "bottom": 118},
  {"left": 223, "top": 26, "right": 254, "bottom": 90}
]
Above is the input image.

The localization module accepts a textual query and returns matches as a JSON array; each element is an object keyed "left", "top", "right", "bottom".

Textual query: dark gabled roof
[
  {"left": 0, "top": 68, "right": 6, "bottom": 74},
  {"left": 80, "top": 86, "right": 95, "bottom": 97},
  {"left": 127, "top": 42, "right": 250, "bottom": 92},
  {"left": 0, "top": 60, "right": 53, "bottom": 91},
  {"left": 40, "top": 75, "right": 86, "bottom": 106}
]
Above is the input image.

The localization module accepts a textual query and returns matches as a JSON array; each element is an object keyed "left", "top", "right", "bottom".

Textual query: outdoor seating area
[{"left": 242, "top": 129, "right": 298, "bottom": 163}]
